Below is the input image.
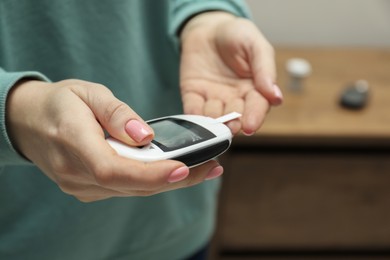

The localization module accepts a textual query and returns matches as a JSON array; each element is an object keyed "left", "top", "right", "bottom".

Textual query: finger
[
  {"left": 120, "top": 160, "right": 222, "bottom": 195},
  {"left": 163, "top": 160, "right": 223, "bottom": 191},
  {"left": 249, "top": 31, "right": 283, "bottom": 106},
  {"left": 182, "top": 92, "right": 205, "bottom": 115},
  {"left": 188, "top": 160, "right": 222, "bottom": 185},
  {"left": 242, "top": 90, "right": 269, "bottom": 135},
  {"left": 78, "top": 184, "right": 176, "bottom": 200},
  {"left": 72, "top": 82, "right": 154, "bottom": 146},
  {"left": 90, "top": 148, "right": 190, "bottom": 192},
  {"left": 204, "top": 99, "right": 224, "bottom": 118},
  {"left": 224, "top": 98, "right": 244, "bottom": 135},
  {"left": 64, "top": 120, "right": 193, "bottom": 195},
  {"left": 59, "top": 182, "right": 128, "bottom": 202}
]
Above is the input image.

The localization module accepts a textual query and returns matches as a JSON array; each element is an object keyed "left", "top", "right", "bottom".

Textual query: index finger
[
  {"left": 248, "top": 27, "right": 283, "bottom": 106},
  {"left": 241, "top": 89, "right": 269, "bottom": 135}
]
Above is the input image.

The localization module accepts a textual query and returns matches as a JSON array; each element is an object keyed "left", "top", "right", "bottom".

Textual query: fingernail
[
  {"left": 243, "top": 130, "right": 255, "bottom": 136},
  {"left": 273, "top": 84, "right": 283, "bottom": 105},
  {"left": 205, "top": 166, "right": 224, "bottom": 180},
  {"left": 125, "top": 119, "right": 153, "bottom": 143},
  {"left": 168, "top": 166, "right": 189, "bottom": 183}
]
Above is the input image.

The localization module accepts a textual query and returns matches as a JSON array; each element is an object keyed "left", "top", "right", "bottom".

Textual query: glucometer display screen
[{"left": 149, "top": 119, "right": 216, "bottom": 152}]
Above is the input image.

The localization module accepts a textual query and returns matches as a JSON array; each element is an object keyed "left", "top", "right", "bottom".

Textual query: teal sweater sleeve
[
  {"left": 0, "top": 68, "right": 50, "bottom": 165},
  {"left": 169, "top": 0, "right": 251, "bottom": 46}
]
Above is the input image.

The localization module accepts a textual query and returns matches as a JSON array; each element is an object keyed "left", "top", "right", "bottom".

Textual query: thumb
[{"left": 80, "top": 83, "right": 154, "bottom": 146}]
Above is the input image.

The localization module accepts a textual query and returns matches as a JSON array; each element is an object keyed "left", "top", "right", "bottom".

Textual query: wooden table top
[{"left": 242, "top": 47, "right": 390, "bottom": 147}]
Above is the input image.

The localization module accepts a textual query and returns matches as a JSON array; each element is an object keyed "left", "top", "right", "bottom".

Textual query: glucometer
[{"left": 107, "top": 112, "right": 241, "bottom": 167}]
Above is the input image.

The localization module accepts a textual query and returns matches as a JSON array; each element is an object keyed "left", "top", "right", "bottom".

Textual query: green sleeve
[
  {"left": 0, "top": 68, "right": 50, "bottom": 165},
  {"left": 168, "top": 0, "right": 252, "bottom": 46}
]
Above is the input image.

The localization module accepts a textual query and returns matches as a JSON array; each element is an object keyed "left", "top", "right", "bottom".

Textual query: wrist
[
  {"left": 6, "top": 80, "right": 50, "bottom": 156},
  {"left": 180, "top": 11, "right": 236, "bottom": 43}
]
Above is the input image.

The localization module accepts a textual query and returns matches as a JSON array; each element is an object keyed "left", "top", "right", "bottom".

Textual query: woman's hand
[
  {"left": 180, "top": 12, "right": 283, "bottom": 135},
  {"left": 6, "top": 79, "right": 223, "bottom": 202}
]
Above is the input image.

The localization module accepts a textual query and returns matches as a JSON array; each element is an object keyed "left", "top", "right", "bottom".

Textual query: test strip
[{"left": 216, "top": 112, "right": 242, "bottom": 123}]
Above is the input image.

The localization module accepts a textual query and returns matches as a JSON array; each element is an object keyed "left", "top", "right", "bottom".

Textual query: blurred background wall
[{"left": 245, "top": 0, "right": 390, "bottom": 47}]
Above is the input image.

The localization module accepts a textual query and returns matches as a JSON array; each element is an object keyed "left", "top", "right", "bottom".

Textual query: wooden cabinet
[{"left": 214, "top": 48, "right": 390, "bottom": 259}]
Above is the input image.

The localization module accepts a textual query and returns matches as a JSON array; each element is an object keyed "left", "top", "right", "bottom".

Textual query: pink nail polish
[
  {"left": 273, "top": 84, "right": 283, "bottom": 105},
  {"left": 242, "top": 130, "right": 255, "bottom": 136},
  {"left": 168, "top": 166, "right": 189, "bottom": 183},
  {"left": 205, "top": 166, "right": 224, "bottom": 180},
  {"left": 125, "top": 119, "right": 153, "bottom": 143}
]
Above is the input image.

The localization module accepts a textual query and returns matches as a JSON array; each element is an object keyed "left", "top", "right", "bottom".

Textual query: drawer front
[{"left": 219, "top": 150, "right": 390, "bottom": 250}]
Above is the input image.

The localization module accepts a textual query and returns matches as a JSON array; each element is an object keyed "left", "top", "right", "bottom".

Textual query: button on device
[{"left": 339, "top": 80, "right": 369, "bottom": 110}]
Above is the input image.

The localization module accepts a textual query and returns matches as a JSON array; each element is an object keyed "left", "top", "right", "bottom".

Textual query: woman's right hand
[{"left": 6, "top": 79, "right": 223, "bottom": 202}]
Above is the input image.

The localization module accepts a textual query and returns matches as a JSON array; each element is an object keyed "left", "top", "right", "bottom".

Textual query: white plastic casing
[{"left": 107, "top": 114, "right": 234, "bottom": 167}]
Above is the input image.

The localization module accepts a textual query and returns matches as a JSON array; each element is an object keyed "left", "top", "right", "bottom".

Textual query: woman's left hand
[{"left": 180, "top": 12, "right": 283, "bottom": 135}]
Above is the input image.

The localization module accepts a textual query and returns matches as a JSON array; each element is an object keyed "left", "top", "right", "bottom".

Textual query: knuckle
[
  {"left": 62, "top": 79, "right": 86, "bottom": 85},
  {"left": 183, "top": 176, "right": 202, "bottom": 187},
  {"left": 133, "top": 190, "right": 156, "bottom": 197},
  {"left": 103, "top": 101, "right": 129, "bottom": 124},
  {"left": 93, "top": 162, "right": 115, "bottom": 186},
  {"left": 90, "top": 83, "right": 113, "bottom": 96},
  {"left": 266, "top": 43, "right": 275, "bottom": 57},
  {"left": 57, "top": 180, "right": 78, "bottom": 196},
  {"left": 50, "top": 157, "right": 74, "bottom": 178},
  {"left": 50, "top": 119, "right": 73, "bottom": 142},
  {"left": 77, "top": 197, "right": 93, "bottom": 203},
  {"left": 128, "top": 164, "right": 161, "bottom": 192},
  {"left": 76, "top": 196, "right": 101, "bottom": 203}
]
